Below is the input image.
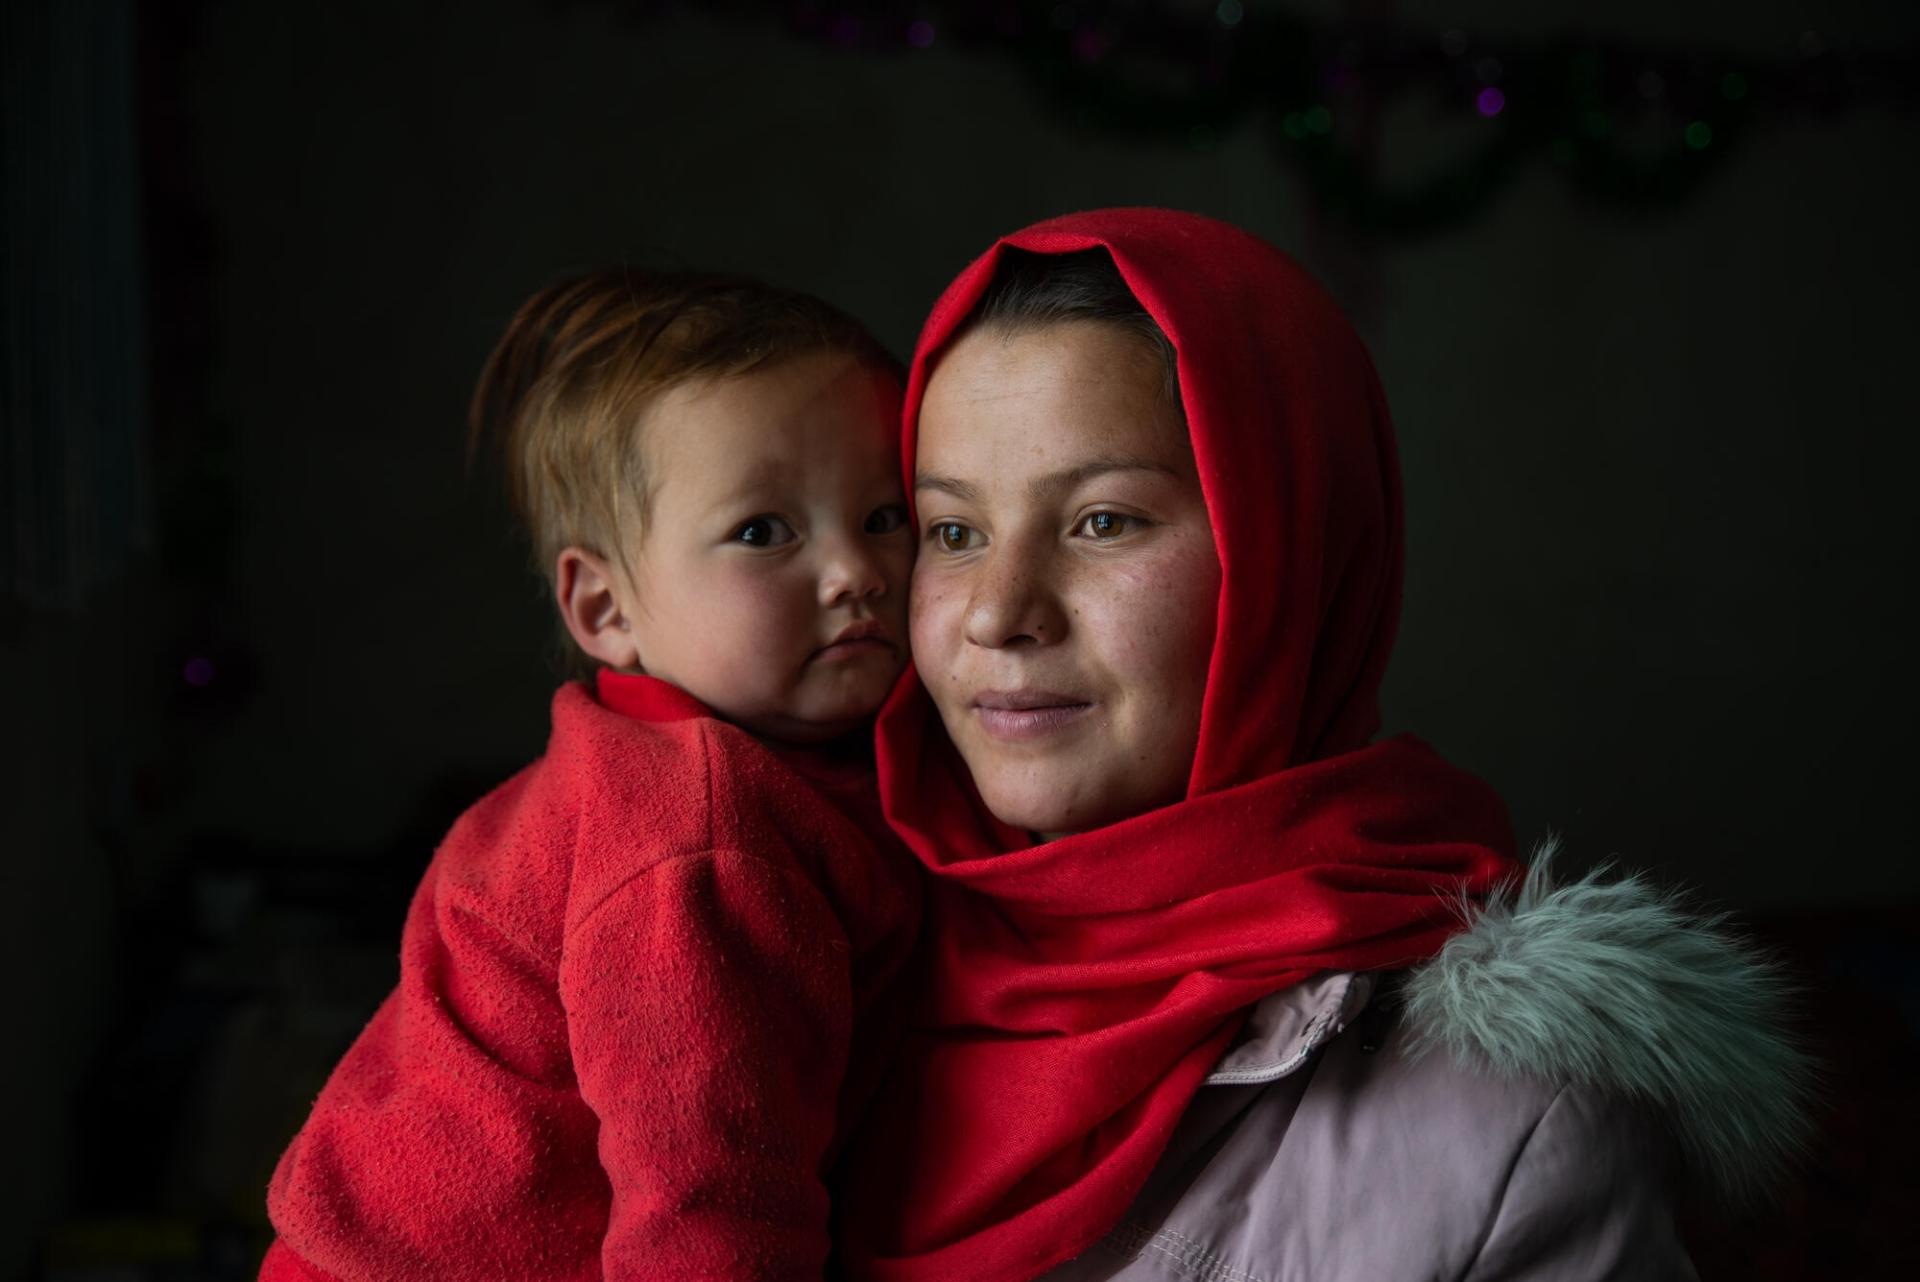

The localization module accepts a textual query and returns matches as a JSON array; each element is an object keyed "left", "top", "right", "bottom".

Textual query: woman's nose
[
  {"left": 962, "top": 543, "right": 1065, "bottom": 649},
  {"left": 819, "top": 535, "right": 888, "bottom": 607}
]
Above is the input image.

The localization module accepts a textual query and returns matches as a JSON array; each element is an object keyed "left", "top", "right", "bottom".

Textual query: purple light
[
  {"left": 184, "top": 656, "right": 216, "bottom": 687},
  {"left": 1476, "top": 86, "right": 1506, "bottom": 117},
  {"left": 907, "top": 20, "right": 935, "bottom": 49}
]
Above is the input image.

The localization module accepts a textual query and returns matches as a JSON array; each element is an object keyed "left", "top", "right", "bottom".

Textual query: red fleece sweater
[{"left": 261, "top": 674, "right": 922, "bottom": 1282}]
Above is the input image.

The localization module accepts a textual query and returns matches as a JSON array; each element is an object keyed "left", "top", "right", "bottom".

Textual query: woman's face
[{"left": 912, "top": 321, "right": 1222, "bottom": 839}]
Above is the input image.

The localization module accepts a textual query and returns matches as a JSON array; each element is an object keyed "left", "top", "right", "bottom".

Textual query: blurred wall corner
[
  {"left": 2, "top": 0, "right": 152, "bottom": 617},
  {"left": 1, "top": 0, "right": 147, "bottom": 1277}
]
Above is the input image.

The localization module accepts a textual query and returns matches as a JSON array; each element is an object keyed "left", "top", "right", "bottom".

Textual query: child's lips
[{"left": 811, "top": 621, "right": 895, "bottom": 663}]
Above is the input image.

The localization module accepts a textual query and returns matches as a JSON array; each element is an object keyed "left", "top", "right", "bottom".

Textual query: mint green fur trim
[{"left": 1402, "top": 841, "right": 1814, "bottom": 1208}]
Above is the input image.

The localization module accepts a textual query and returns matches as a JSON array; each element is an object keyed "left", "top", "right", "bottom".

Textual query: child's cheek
[{"left": 718, "top": 563, "right": 817, "bottom": 657}]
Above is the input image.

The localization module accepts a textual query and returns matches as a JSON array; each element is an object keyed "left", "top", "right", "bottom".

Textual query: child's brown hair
[{"left": 469, "top": 267, "right": 899, "bottom": 604}]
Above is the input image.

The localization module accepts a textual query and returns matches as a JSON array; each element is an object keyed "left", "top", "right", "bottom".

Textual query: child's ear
[{"left": 554, "top": 547, "right": 642, "bottom": 671}]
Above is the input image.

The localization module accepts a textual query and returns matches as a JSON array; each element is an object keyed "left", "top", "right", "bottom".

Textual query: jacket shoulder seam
[
  {"left": 1099, "top": 1220, "right": 1269, "bottom": 1282},
  {"left": 1451, "top": 1081, "right": 1572, "bottom": 1282}
]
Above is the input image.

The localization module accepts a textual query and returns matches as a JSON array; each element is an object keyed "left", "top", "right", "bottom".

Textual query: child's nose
[{"left": 819, "top": 537, "right": 887, "bottom": 607}]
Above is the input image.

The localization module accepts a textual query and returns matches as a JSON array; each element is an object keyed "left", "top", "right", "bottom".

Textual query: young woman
[{"left": 835, "top": 209, "right": 1807, "bottom": 1282}]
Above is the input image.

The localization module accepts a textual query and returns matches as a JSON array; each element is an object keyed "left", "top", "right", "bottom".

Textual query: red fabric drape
[{"left": 836, "top": 209, "right": 1520, "bottom": 1282}]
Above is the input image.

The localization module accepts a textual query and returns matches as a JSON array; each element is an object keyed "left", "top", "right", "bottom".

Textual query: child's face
[{"left": 623, "top": 351, "right": 912, "bottom": 743}]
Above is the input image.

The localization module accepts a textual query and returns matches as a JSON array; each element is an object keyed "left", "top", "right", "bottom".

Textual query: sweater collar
[
  {"left": 593, "top": 668, "right": 878, "bottom": 793},
  {"left": 594, "top": 669, "right": 713, "bottom": 723}
]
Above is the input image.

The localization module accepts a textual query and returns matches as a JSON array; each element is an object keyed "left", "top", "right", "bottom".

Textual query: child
[{"left": 260, "top": 269, "right": 923, "bottom": 1282}]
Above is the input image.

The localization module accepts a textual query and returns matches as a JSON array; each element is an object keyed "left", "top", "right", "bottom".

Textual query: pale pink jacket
[{"left": 1040, "top": 865, "right": 1808, "bottom": 1282}]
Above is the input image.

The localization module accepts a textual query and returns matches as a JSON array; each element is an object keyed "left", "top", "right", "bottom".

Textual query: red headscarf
[{"left": 837, "top": 209, "right": 1519, "bottom": 1282}]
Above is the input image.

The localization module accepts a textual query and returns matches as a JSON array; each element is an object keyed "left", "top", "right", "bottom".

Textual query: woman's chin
[
  {"left": 972, "top": 762, "right": 1191, "bottom": 842},
  {"left": 973, "top": 774, "right": 1103, "bottom": 841}
]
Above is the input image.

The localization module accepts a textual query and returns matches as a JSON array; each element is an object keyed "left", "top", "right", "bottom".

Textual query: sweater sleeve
[
  {"left": 560, "top": 847, "right": 853, "bottom": 1282},
  {"left": 265, "top": 872, "right": 609, "bottom": 1282},
  {"left": 1460, "top": 1084, "right": 1699, "bottom": 1282}
]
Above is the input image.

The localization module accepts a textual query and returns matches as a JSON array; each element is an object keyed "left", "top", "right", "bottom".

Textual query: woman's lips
[{"left": 971, "top": 690, "right": 1094, "bottom": 741}]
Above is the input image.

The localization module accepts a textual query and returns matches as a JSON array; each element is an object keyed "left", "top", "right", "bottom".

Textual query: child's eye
[
  {"left": 732, "top": 515, "right": 796, "bottom": 547},
  {"left": 865, "top": 504, "right": 908, "bottom": 535},
  {"left": 1075, "top": 511, "right": 1142, "bottom": 540},
  {"left": 928, "top": 521, "right": 979, "bottom": 554}
]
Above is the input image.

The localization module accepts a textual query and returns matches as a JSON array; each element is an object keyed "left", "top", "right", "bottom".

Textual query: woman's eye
[
  {"left": 866, "top": 504, "right": 908, "bottom": 535},
  {"left": 732, "top": 515, "right": 796, "bottom": 547},
  {"left": 929, "top": 521, "right": 977, "bottom": 553},
  {"left": 1077, "top": 511, "right": 1138, "bottom": 539}
]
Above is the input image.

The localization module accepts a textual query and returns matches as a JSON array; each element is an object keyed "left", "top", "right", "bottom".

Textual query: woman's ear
[{"left": 554, "top": 546, "right": 642, "bottom": 670}]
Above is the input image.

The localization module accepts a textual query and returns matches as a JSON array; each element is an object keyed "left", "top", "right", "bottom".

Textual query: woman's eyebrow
[
  {"left": 1035, "top": 456, "right": 1181, "bottom": 497},
  {"left": 916, "top": 456, "right": 1182, "bottom": 505}
]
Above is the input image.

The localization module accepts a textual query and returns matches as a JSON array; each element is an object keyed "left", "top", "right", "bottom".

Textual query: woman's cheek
[
  {"left": 908, "top": 565, "right": 963, "bottom": 673},
  {"left": 1100, "top": 541, "right": 1219, "bottom": 720},
  {"left": 1097, "top": 544, "right": 1214, "bottom": 651}
]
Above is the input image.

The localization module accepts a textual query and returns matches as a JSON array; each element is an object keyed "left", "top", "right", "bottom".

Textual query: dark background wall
[{"left": 4, "top": 1, "right": 1916, "bottom": 1278}]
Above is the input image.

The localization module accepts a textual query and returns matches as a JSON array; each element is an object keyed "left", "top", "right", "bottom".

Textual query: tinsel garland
[{"left": 675, "top": 2, "right": 1919, "bottom": 238}]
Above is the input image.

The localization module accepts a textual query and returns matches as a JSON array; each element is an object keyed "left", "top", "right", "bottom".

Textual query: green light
[
  {"left": 1720, "top": 71, "right": 1748, "bottom": 101},
  {"left": 1685, "top": 120, "right": 1713, "bottom": 149},
  {"left": 1283, "top": 112, "right": 1308, "bottom": 140},
  {"left": 1307, "top": 105, "right": 1334, "bottom": 135},
  {"left": 1215, "top": 0, "right": 1244, "bottom": 27},
  {"left": 1581, "top": 110, "right": 1611, "bottom": 138}
]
